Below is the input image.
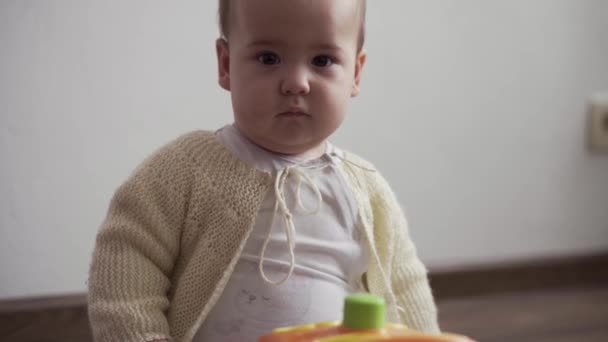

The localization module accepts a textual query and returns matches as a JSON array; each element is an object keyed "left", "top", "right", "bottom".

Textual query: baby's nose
[{"left": 280, "top": 67, "right": 310, "bottom": 96}]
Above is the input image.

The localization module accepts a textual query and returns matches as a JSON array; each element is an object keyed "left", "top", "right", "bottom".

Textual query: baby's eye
[
  {"left": 257, "top": 52, "right": 280, "bottom": 65},
  {"left": 312, "top": 55, "right": 334, "bottom": 67}
]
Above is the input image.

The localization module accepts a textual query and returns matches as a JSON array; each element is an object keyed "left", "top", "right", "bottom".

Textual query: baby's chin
[
  {"left": 234, "top": 123, "right": 328, "bottom": 159},
  {"left": 256, "top": 138, "right": 327, "bottom": 160}
]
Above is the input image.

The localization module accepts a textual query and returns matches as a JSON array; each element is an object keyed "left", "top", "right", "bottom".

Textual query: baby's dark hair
[{"left": 218, "top": 0, "right": 367, "bottom": 51}]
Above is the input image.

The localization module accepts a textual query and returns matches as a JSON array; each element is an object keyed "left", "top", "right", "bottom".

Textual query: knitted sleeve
[
  {"left": 370, "top": 172, "right": 440, "bottom": 333},
  {"left": 88, "top": 142, "right": 192, "bottom": 342}
]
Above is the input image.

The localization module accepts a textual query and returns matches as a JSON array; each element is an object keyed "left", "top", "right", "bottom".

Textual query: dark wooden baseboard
[
  {"left": 0, "top": 294, "right": 86, "bottom": 314},
  {"left": 1, "top": 252, "right": 607, "bottom": 314},
  {"left": 429, "top": 252, "right": 608, "bottom": 299}
]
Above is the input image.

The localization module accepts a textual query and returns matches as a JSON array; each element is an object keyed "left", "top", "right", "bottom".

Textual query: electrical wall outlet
[{"left": 589, "top": 94, "right": 608, "bottom": 151}]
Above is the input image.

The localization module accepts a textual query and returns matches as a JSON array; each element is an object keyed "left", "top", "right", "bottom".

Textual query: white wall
[{"left": 1, "top": 0, "right": 607, "bottom": 299}]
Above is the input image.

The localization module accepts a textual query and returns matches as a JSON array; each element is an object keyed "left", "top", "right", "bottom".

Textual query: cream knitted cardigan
[{"left": 88, "top": 131, "right": 438, "bottom": 342}]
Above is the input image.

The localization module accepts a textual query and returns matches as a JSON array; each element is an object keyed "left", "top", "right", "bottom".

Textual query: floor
[
  {"left": 1, "top": 286, "right": 607, "bottom": 342},
  {"left": 439, "top": 286, "right": 608, "bottom": 342}
]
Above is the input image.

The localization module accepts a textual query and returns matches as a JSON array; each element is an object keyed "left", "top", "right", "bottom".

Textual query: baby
[{"left": 87, "top": 1, "right": 439, "bottom": 341}]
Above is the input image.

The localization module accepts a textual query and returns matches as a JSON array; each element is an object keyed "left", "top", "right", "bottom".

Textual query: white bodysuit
[{"left": 193, "top": 125, "right": 368, "bottom": 342}]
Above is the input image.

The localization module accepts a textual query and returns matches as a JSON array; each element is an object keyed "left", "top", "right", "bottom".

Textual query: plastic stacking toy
[{"left": 258, "top": 293, "right": 475, "bottom": 342}]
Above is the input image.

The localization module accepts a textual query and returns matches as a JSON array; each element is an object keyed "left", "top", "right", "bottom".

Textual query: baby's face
[{"left": 217, "top": 0, "right": 366, "bottom": 156}]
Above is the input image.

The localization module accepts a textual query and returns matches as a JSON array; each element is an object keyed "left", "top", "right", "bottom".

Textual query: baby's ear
[
  {"left": 216, "top": 38, "right": 231, "bottom": 91},
  {"left": 351, "top": 50, "right": 367, "bottom": 97}
]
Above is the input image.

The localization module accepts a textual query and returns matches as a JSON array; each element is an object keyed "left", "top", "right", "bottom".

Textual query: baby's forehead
[
  {"left": 230, "top": 0, "right": 362, "bottom": 43},
  {"left": 229, "top": 0, "right": 363, "bottom": 20}
]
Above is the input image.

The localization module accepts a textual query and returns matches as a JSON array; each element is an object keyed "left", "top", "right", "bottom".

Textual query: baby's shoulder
[
  {"left": 143, "top": 130, "right": 216, "bottom": 163},
  {"left": 128, "top": 130, "right": 216, "bottom": 179},
  {"left": 338, "top": 149, "right": 395, "bottom": 195},
  {"left": 340, "top": 149, "right": 376, "bottom": 171},
  {"left": 161, "top": 130, "right": 216, "bottom": 155}
]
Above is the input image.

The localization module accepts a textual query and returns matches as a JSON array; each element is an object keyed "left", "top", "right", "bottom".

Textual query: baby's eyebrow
[
  {"left": 313, "top": 43, "right": 342, "bottom": 51},
  {"left": 312, "top": 43, "right": 345, "bottom": 54},
  {"left": 246, "top": 40, "right": 344, "bottom": 54},
  {"left": 246, "top": 39, "right": 284, "bottom": 49},
  {"left": 247, "top": 39, "right": 343, "bottom": 50}
]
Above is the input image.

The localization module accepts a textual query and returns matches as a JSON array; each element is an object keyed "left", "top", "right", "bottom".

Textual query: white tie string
[{"left": 258, "top": 164, "right": 324, "bottom": 285}]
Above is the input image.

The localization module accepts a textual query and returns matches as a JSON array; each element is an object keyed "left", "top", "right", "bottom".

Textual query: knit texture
[{"left": 88, "top": 131, "right": 438, "bottom": 342}]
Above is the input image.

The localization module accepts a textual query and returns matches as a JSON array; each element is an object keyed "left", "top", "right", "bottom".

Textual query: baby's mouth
[
  {"left": 279, "top": 112, "right": 308, "bottom": 117},
  {"left": 278, "top": 109, "right": 310, "bottom": 117}
]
